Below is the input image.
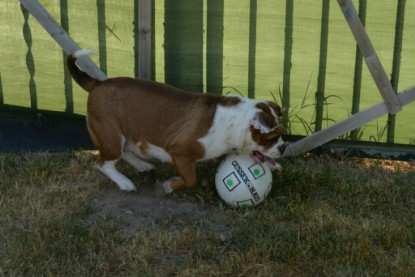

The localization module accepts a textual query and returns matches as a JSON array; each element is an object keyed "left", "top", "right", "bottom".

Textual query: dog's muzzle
[
  {"left": 277, "top": 143, "right": 287, "bottom": 155},
  {"left": 251, "top": 143, "right": 286, "bottom": 165},
  {"left": 263, "top": 139, "right": 286, "bottom": 159}
]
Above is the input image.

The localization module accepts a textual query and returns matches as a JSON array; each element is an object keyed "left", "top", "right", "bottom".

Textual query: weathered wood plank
[
  {"left": 337, "top": 0, "right": 402, "bottom": 114},
  {"left": 19, "top": 0, "right": 107, "bottom": 81},
  {"left": 283, "top": 87, "right": 415, "bottom": 158}
]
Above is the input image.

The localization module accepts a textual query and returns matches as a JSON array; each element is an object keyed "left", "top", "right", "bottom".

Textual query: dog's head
[{"left": 246, "top": 101, "right": 286, "bottom": 162}]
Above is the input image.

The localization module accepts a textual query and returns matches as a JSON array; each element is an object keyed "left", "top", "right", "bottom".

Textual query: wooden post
[
  {"left": 337, "top": 0, "right": 402, "bottom": 114},
  {"left": 19, "top": 0, "right": 107, "bottom": 81},
  {"left": 137, "top": 0, "right": 152, "bottom": 80}
]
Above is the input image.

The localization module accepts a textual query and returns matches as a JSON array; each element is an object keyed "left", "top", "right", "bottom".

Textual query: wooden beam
[
  {"left": 283, "top": 87, "right": 415, "bottom": 158},
  {"left": 19, "top": 0, "right": 107, "bottom": 81},
  {"left": 137, "top": 0, "right": 152, "bottom": 80},
  {"left": 337, "top": 0, "right": 402, "bottom": 114}
]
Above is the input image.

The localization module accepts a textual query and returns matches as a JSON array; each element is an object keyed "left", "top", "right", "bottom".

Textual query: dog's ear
[{"left": 250, "top": 112, "right": 278, "bottom": 134}]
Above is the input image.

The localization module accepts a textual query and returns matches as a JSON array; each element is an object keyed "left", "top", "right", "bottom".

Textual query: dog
[{"left": 67, "top": 49, "right": 286, "bottom": 193}]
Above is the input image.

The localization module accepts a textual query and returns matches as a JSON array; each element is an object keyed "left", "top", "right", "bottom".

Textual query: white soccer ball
[{"left": 215, "top": 153, "right": 273, "bottom": 207}]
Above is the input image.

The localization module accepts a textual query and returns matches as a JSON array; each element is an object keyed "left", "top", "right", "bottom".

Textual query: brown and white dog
[{"left": 67, "top": 49, "right": 285, "bottom": 193}]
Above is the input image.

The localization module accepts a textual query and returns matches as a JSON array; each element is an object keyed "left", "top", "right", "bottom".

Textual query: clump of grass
[{"left": 0, "top": 152, "right": 414, "bottom": 275}]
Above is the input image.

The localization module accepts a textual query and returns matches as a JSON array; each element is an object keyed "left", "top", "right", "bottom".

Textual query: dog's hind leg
[
  {"left": 87, "top": 119, "right": 137, "bottom": 191},
  {"left": 122, "top": 140, "right": 155, "bottom": 172},
  {"left": 122, "top": 152, "right": 155, "bottom": 172}
]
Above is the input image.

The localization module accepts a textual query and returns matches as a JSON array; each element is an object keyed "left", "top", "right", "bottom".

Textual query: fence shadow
[
  {"left": 206, "top": 0, "right": 224, "bottom": 95},
  {"left": 0, "top": 70, "right": 3, "bottom": 105},
  {"left": 21, "top": 5, "right": 37, "bottom": 110},
  {"left": 164, "top": 0, "right": 203, "bottom": 92}
]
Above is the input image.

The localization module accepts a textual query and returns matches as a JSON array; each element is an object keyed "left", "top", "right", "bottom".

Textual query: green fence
[{"left": 1, "top": 0, "right": 415, "bottom": 149}]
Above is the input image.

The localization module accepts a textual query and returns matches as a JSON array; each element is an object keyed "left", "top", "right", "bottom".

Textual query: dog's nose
[{"left": 278, "top": 143, "right": 287, "bottom": 154}]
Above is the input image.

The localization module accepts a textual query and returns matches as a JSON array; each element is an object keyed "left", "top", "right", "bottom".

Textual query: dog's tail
[{"left": 67, "top": 49, "right": 100, "bottom": 92}]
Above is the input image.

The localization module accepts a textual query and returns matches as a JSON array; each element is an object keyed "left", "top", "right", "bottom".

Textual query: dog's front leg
[
  {"left": 268, "top": 162, "right": 283, "bottom": 172},
  {"left": 163, "top": 156, "right": 197, "bottom": 194},
  {"left": 98, "top": 160, "right": 137, "bottom": 191}
]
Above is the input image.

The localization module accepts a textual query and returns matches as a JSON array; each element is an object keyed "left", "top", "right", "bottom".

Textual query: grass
[{"left": 0, "top": 151, "right": 414, "bottom": 275}]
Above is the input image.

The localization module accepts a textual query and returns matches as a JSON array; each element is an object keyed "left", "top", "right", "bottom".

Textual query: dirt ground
[{"left": 85, "top": 182, "right": 233, "bottom": 240}]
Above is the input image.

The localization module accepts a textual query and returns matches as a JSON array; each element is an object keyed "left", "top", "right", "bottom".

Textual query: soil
[{"left": 86, "top": 182, "right": 233, "bottom": 240}]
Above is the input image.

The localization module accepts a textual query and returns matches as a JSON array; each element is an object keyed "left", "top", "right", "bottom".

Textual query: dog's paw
[
  {"left": 268, "top": 162, "right": 283, "bottom": 172},
  {"left": 97, "top": 161, "right": 137, "bottom": 191},
  {"left": 162, "top": 181, "right": 174, "bottom": 194},
  {"left": 200, "top": 179, "right": 209, "bottom": 187},
  {"left": 162, "top": 177, "right": 182, "bottom": 194},
  {"left": 136, "top": 162, "right": 155, "bottom": 172},
  {"left": 116, "top": 177, "right": 137, "bottom": 191}
]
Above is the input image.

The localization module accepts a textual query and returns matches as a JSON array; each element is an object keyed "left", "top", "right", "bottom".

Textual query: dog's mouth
[{"left": 250, "top": 150, "right": 277, "bottom": 166}]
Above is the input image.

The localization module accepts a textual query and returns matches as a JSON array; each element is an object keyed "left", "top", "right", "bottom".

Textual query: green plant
[
  {"left": 338, "top": 125, "right": 367, "bottom": 141},
  {"left": 273, "top": 75, "right": 347, "bottom": 136},
  {"left": 369, "top": 120, "right": 388, "bottom": 143},
  {"left": 222, "top": 86, "right": 244, "bottom": 96}
]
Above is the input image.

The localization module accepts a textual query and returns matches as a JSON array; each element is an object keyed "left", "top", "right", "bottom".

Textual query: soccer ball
[{"left": 215, "top": 153, "right": 273, "bottom": 207}]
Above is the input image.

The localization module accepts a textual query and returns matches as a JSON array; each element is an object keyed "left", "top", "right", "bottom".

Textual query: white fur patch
[
  {"left": 163, "top": 181, "right": 173, "bottom": 194},
  {"left": 250, "top": 116, "right": 279, "bottom": 134},
  {"left": 122, "top": 152, "right": 155, "bottom": 172},
  {"left": 198, "top": 96, "right": 284, "bottom": 160},
  {"left": 97, "top": 160, "right": 136, "bottom": 191},
  {"left": 147, "top": 144, "right": 172, "bottom": 162},
  {"left": 124, "top": 140, "right": 172, "bottom": 162},
  {"left": 198, "top": 96, "right": 257, "bottom": 159}
]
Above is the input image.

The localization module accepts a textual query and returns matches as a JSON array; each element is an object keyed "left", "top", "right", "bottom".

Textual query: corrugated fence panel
[
  {"left": 325, "top": 1, "right": 359, "bottom": 134},
  {"left": 104, "top": 1, "right": 135, "bottom": 77},
  {"left": 1, "top": 0, "right": 415, "bottom": 148},
  {"left": 164, "top": 0, "right": 203, "bottom": 92},
  {"left": 29, "top": 1, "right": 66, "bottom": 113},
  {"left": 222, "top": 0, "right": 250, "bottom": 96},
  {"left": 67, "top": 0, "right": 135, "bottom": 115},
  {"left": 206, "top": 0, "right": 224, "bottom": 95},
  {"left": 395, "top": 1, "right": 415, "bottom": 145},
  {"left": 357, "top": 0, "right": 396, "bottom": 143},
  {"left": 254, "top": 0, "right": 285, "bottom": 101},
  {"left": 287, "top": 0, "right": 322, "bottom": 135},
  {"left": 1, "top": 1, "right": 34, "bottom": 109}
]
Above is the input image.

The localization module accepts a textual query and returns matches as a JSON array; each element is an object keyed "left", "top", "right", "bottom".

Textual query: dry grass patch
[{"left": 0, "top": 151, "right": 414, "bottom": 276}]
